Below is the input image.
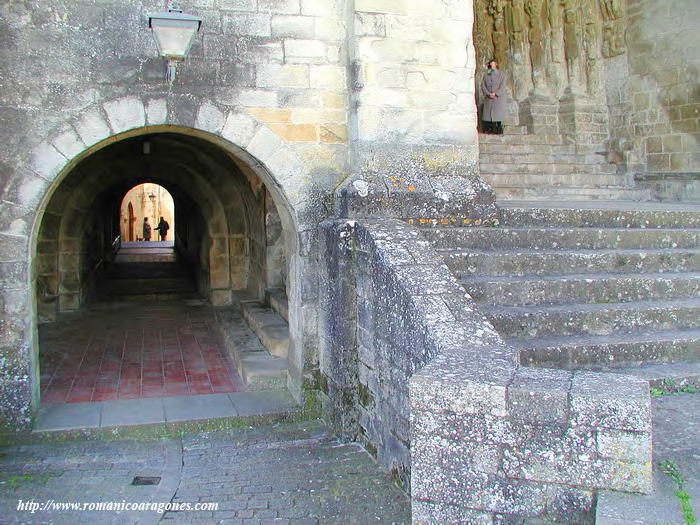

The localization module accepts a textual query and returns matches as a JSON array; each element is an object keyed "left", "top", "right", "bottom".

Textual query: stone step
[
  {"left": 106, "top": 262, "right": 185, "bottom": 279},
  {"left": 425, "top": 227, "right": 700, "bottom": 251},
  {"left": 480, "top": 152, "right": 614, "bottom": 166},
  {"left": 237, "top": 353, "right": 289, "bottom": 390},
  {"left": 503, "top": 125, "right": 528, "bottom": 134},
  {"left": 265, "top": 287, "right": 289, "bottom": 322},
  {"left": 97, "top": 276, "right": 198, "bottom": 302},
  {"left": 101, "top": 278, "right": 195, "bottom": 294},
  {"left": 441, "top": 248, "right": 700, "bottom": 277},
  {"left": 608, "top": 361, "right": 700, "bottom": 391},
  {"left": 481, "top": 161, "right": 617, "bottom": 175},
  {"left": 482, "top": 173, "right": 627, "bottom": 188},
  {"left": 491, "top": 185, "right": 651, "bottom": 201},
  {"left": 114, "top": 252, "right": 177, "bottom": 263},
  {"left": 479, "top": 133, "right": 565, "bottom": 145},
  {"left": 515, "top": 329, "right": 700, "bottom": 369},
  {"left": 216, "top": 309, "right": 288, "bottom": 391},
  {"left": 241, "top": 302, "right": 289, "bottom": 359},
  {"left": 484, "top": 297, "right": 700, "bottom": 340},
  {"left": 498, "top": 203, "right": 700, "bottom": 229},
  {"left": 461, "top": 272, "right": 700, "bottom": 307},
  {"left": 479, "top": 143, "right": 576, "bottom": 155}
]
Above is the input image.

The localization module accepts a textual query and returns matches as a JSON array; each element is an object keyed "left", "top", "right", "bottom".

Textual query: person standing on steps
[
  {"left": 154, "top": 216, "right": 170, "bottom": 241},
  {"left": 480, "top": 59, "right": 507, "bottom": 135},
  {"left": 142, "top": 217, "right": 152, "bottom": 242}
]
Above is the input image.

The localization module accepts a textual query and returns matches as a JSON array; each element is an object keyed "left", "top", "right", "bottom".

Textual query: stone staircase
[
  {"left": 217, "top": 287, "right": 290, "bottom": 390},
  {"left": 97, "top": 242, "right": 198, "bottom": 302},
  {"left": 479, "top": 126, "right": 650, "bottom": 201},
  {"left": 421, "top": 200, "right": 700, "bottom": 522},
  {"left": 422, "top": 201, "right": 700, "bottom": 391}
]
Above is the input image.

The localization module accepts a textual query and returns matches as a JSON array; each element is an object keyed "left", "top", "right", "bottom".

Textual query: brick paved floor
[
  {"left": 0, "top": 420, "right": 410, "bottom": 524},
  {"left": 40, "top": 301, "right": 244, "bottom": 405}
]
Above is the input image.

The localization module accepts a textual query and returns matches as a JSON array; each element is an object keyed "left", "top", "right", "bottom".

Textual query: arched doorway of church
[{"left": 35, "top": 130, "right": 295, "bottom": 416}]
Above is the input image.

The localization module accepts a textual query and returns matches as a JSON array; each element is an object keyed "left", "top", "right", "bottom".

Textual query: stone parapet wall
[{"left": 319, "top": 218, "right": 652, "bottom": 523}]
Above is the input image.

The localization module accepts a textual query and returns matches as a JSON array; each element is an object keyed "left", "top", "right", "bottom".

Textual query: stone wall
[
  {"left": 345, "top": 0, "right": 489, "bottom": 219},
  {"left": 320, "top": 218, "right": 652, "bottom": 523},
  {"left": 607, "top": 0, "right": 700, "bottom": 196},
  {"left": 472, "top": 0, "right": 699, "bottom": 190},
  {"left": 0, "top": 0, "right": 489, "bottom": 431}
]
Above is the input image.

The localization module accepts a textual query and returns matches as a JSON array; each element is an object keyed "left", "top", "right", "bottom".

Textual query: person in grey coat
[{"left": 480, "top": 60, "right": 507, "bottom": 135}]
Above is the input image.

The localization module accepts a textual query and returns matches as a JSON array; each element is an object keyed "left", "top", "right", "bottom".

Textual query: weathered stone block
[
  {"left": 507, "top": 367, "right": 571, "bottom": 424},
  {"left": 195, "top": 102, "right": 226, "bottom": 133},
  {"left": 301, "top": 0, "right": 344, "bottom": 17},
  {"left": 271, "top": 15, "right": 314, "bottom": 37},
  {"left": 571, "top": 371, "right": 651, "bottom": 432},
  {"left": 30, "top": 142, "right": 66, "bottom": 180},
  {"left": 269, "top": 123, "right": 318, "bottom": 142},
  {"left": 51, "top": 126, "right": 86, "bottom": 160},
  {"left": 221, "top": 112, "right": 260, "bottom": 148},
  {"left": 145, "top": 98, "right": 168, "bottom": 125},
  {"left": 222, "top": 13, "right": 271, "bottom": 36},
  {"left": 257, "top": 64, "right": 309, "bottom": 88},
  {"left": 258, "top": 0, "right": 300, "bottom": 14},
  {"left": 103, "top": 97, "right": 145, "bottom": 134},
  {"left": 284, "top": 39, "right": 327, "bottom": 61}
]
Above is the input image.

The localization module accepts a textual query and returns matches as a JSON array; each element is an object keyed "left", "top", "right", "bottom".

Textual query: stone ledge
[{"left": 634, "top": 171, "right": 700, "bottom": 182}]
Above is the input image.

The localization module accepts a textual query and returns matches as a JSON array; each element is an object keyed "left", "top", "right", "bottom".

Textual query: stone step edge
[
  {"left": 242, "top": 302, "right": 290, "bottom": 359},
  {"left": 497, "top": 206, "right": 700, "bottom": 229},
  {"left": 265, "top": 287, "right": 289, "bottom": 322},
  {"left": 216, "top": 309, "right": 288, "bottom": 391},
  {"left": 608, "top": 362, "right": 700, "bottom": 391},
  {"left": 460, "top": 271, "right": 700, "bottom": 285},
  {"left": 439, "top": 247, "right": 700, "bottom": 256},
  {"left": 459, "top": 273, "right": 700, "bottom": 307},
  {"left": 0, "top": 404, "right": 314, "bottom": 447},
  {"left": 426, "top": 226, "right": 700, "bottom": 234},
  {"left": 484, "top": 296, "right": 700, "bottom": 316},
  {"left": 513, "top": 328, "right": 700, "bottom": 368}
]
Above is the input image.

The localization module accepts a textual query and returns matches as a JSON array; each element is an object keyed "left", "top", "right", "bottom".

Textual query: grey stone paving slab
[
  {"left": 0, "top": 420, "right": 409, "bottom": 524},
  {"left": 229, "top": 390, "right": 296, "bottom": 416},
  {"left": 101, "top": 397, "right": 165, "bottom": 427},
  {"left": 163, "top": 393, "right": 237, "bottom": 422},
  {"left": 596, "top": 392, "right": 700, "bottom": 524},
  {"left": 34, "top": 402, "right": 101, "bottom": 431}
]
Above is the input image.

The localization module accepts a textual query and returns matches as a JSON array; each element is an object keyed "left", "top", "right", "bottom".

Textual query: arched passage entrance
[
  {"left": 33, "top": 128, "right": 301, "bottom": 410},
  {"left": 120, "top": 183, "right": 175, "bottom": 242}
]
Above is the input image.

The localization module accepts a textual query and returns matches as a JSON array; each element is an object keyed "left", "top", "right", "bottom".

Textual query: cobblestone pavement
[{"left": 0, "top": 420, "right": 410, "bottom": 524}]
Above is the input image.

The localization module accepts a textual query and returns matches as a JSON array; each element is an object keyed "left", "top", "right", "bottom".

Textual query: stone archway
[{"left": 0, "top": 97, "right": 320, "bottom": 430}]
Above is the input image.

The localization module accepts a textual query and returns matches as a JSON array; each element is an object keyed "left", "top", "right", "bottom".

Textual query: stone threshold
[{"left": 11, "top": 390, "right": 309, "bottom": 445}]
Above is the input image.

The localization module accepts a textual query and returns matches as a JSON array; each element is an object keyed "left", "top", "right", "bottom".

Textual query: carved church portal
[{"left": 473, "top": 0, "right": 626, "bottom": 103}]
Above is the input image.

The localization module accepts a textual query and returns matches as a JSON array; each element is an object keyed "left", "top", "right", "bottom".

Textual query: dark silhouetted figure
[
  {"left": 154, "top": 216, "right": 170, "bottom": 241},
  {"left": 143, "top": 217, "right": 152, "bottom": 241}
]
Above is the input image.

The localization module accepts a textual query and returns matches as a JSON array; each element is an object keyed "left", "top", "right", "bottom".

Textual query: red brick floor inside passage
[{"left": 40, "top": 302, "right": 244, "bottom": 405}]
